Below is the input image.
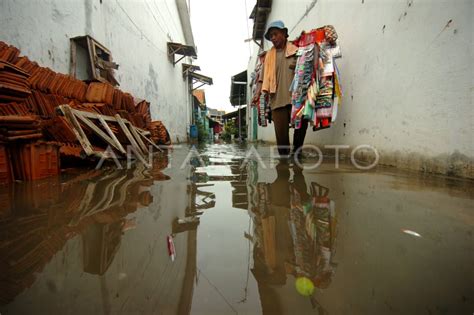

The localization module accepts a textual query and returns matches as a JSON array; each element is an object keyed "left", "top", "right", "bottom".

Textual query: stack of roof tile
[
  {"left": 150, "top": 120, "right": 171, "bottom": 145},
  {"left": 135, "top": 100, "right": 152, "bottom": 129},
  {"left": 59, "top": 143, "right": 83, "bottom": 158},
  {"left": 13, "top": 56, "right": 39, "bottom": 74},
  {"left": 28, "top": 67, "right": 87, "bottom": 101},
  {"left": 0, "top": 61, "right": 31, "bottom": 103},
  {"left": 85, "top": 82, "right": 114, "bottom": 104},
  {"left": 0, "top": 42, "right": 20, "bottom": 64},
  {"left": 0, "top": 115, "right": 42, "bottom": 142},
  {"left": 43, "top": 116, "right": 77, "bottom": 143},
  {"left": 24, "top": 90, "right": 71, "bottom": 117},
  {"left": 10, "top": 142, "right": 60, "bottom": 180},
  {"left": 0, "top": 102, "right": 31, "bottom": 116},
  {"left": 0, "top": 41, "right": 166, "bottom": 182}
]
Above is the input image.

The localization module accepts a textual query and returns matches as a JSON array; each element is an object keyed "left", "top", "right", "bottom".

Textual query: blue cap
[{"left": 264, "top": 20, "right": 288, "bottom": 40}]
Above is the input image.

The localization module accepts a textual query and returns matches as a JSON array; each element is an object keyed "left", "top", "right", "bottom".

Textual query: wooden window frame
[{"left": 70, "top": 35, "right": 119, "bottom": 86}]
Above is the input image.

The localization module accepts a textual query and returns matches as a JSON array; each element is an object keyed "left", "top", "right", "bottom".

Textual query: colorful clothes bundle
[
  {"left": 258, "top": 92, "right": 268, "bottom": 126},
  {"left": 290, "top": 44, "right": 316, "bottom": 129},
  {"left": 290, "top": 26, "right": 343, "bottom": 131},
  {"left": 250, "top": 53, "right": 272, "bottom": 127}
]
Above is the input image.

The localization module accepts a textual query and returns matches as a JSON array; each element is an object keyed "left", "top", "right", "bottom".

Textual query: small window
[{"left": 70, "top": 35, "right": 119, "bottom": 86}]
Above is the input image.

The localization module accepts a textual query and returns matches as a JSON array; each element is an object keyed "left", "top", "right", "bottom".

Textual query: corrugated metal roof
[{"left": 230, "top": 70, "right": 247, "bottom": 106}]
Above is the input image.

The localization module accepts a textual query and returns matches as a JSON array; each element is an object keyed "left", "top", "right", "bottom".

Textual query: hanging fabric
[{"left": 290, "top": 26, "right": 343, "bottom": 132}]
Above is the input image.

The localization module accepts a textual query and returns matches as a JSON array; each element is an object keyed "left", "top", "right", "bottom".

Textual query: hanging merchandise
[
  {"left": 250, "top": 52, "right": 272, "bottom": 127},
  {"left": 290, "top": 25, "right": 343, "bottom": 132},
  {"left": 290, "top": 44, "right": 316, "bottom": 129},
  {"left": 258, "top": 92, "right": 270, "bottom": 126}
]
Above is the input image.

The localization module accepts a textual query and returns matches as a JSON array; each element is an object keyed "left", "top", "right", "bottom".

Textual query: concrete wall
[
  {"left": 250, "top": 0, "right": 473, "bottom": 178},
  {"left": 0, "top": 0, "right": 193, "bottom": 142}
]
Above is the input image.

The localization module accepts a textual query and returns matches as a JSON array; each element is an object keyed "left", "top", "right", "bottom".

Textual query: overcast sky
[{"left": 190, "top": 0, "right": 255, "bottom": 113}]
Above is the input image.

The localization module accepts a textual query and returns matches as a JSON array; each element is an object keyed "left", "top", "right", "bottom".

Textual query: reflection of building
[
  {"left": 0, "top": 150, "right": 207, "bottom": 314},
  {"left": 82, "top": 221, "right": 124, "bottom": 275},
  {"left": 0, "top": 162, "right": 166, "bottom": 305}
]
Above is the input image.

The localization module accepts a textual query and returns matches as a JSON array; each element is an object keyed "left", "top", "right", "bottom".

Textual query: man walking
[{"left": 262, "top": 20, "right": 309, "bottom": 159}]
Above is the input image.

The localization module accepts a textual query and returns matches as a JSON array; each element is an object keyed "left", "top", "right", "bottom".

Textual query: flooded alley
[{"left": 0, "top": 144, "right": 472, "bottom": 314}]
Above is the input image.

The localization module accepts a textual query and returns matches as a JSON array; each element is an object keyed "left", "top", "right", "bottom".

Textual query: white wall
[
  {"left": 0, "top": 0, "right": 193, "bottom": 142},
  {"left": 251, "top": 0, "right": 473, "bottom": 178}
]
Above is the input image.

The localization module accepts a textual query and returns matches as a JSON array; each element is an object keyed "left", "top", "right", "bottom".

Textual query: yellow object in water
[{"left": 295, "top": 277, "right": 315, "bottom": 296}]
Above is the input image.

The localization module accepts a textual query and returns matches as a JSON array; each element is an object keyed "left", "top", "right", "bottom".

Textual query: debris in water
[
  {"left": 167, "top": 235, "right": 176, "bottom": 261},
  {"left": 402, "top": 229, "right": 421, "bottom": 237}
]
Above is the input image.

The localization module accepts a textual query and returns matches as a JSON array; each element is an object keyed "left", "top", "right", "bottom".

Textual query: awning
[
  {"left": 189, "top": 72, "right": 213, "bottom": 90},
  {"left": 230, "top": 70, "right": 247, "bottom": 106},
  {"left": 208, "top": 117, "right": 221, "bottom": 128},
  {"left": 167, "top": 42, "right": 197, "bottom": 66},
  {"left": 249, "top": 0, "right": 272, "bottom": 42},
  {"left": 222, "top": 106, "right": 246, "bottom": 120},
  {"left": 182, "top": 63, "right": 201, "bottom": 75}
]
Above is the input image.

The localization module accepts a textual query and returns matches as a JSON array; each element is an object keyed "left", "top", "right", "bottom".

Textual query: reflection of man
[
  {"left": 250, "top": 161, "right": 337, "bottom": 313},
  {"left": 262, "top": 21, "right": 309, "bottom": 158}
]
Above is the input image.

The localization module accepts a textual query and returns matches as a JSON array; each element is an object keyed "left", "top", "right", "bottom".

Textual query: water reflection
[
  {"left": 243, "top": 160, "right": 337, "bottom": 313},
  {"left": 0, "top": 156, "right": 170, "bottom": 305}
]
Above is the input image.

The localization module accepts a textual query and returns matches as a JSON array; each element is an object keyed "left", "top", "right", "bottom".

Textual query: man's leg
[
  {"left": 272, "top": 106, "right": 291, "bottom": 156},
  {"left": 293, "top": 118, "right": 309, "bottom": 155}
]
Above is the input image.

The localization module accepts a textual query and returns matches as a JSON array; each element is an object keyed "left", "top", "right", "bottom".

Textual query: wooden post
[
  {"left": 135, "top": 128, "right": 163, "bottom": 152},
  {"left": 127, "top": 123, "right": 149, "bottom": 154},
  {"left": 59, "top": 105, "right": 94, "bottom": 156},
  {"left": 115, "top": 114, "right": 149, "bottom": 165},
  {"left": 98, "top": 116, "right": 126, "bottom": 154}
]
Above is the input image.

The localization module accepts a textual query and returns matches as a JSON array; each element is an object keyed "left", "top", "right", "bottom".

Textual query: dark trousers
[{"left": 272, "top": 105, "right": 308, "bottom": 156}]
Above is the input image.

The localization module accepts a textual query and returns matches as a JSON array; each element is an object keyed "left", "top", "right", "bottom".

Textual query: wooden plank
[
  {"left": 71, "top": 107, "right": 117, "bottom": 122},
  {"left": 114, "top": 114, "right": 149, "bottom": 165},
  {"left": 137, "top": 130, "right": 163, "bottom": 152},
  {"left": 86, "top": 37, "right": 97, "bottom": 81},
  {"left": 7, "top": 129, "right": 39, "bottom": 135},
  {"left": 0, "top": 115, "right": 37, "bottom": 122},
  {"left": 7, "top": 133, "right": 42, "bottom": 141},
  {"left": 135, "top": 128, "right": 151, "bottom": 136},
  {"left": 70, "top": 107, "right": 143, "bottom": 129},
  {"left": 75, "top": 113, "right": 124, "bottom": 154},
  {"left": 70, "top": 39, "right": 77, "bottom": 78},
  {"left": 127, "top": 122, "right": 149, "bottom": 154},
  {"left": 59, "top": 105, "right": 94, "bottom": 156},
  {"left": 98, "top": 116, "right": 126, "bottom": 154}
]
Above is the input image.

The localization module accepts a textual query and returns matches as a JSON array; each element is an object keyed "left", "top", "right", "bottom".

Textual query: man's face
[{"left": 268, "top": 28, "right": 287, "bottom": 49}]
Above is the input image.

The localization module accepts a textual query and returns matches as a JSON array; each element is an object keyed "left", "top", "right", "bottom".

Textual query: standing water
[{"left": 0, "top": 143, "right": 472, "bottom": 314}]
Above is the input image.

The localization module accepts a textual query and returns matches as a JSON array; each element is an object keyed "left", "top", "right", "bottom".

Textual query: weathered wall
[
  {"left": 0, "top": 0, "right": 192, "bottom": 142},
  {"left": 251, "top": 0, "right": 473, "bottom": 178}
]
